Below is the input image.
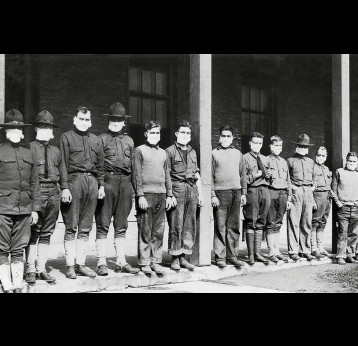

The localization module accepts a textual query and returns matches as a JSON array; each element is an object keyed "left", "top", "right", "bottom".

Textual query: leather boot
[
  {"left": 11, "top": 262, "right": 24, "bottom": 291},
  {"left": 246, "top": 232, "right": 255, "bottom": 265},
  {"left": 254, "top": 230, "right": 269, "bottom": 264},
  {"left": 265, "top": 232, "right": 275, "bottom": 258},
  {"left": 0, "top": 263, "right": 13, "bottom": 292}
]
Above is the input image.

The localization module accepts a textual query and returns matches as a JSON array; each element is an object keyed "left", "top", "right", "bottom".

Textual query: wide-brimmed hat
[
  {"left": 292, "top": 133, "right": 314, "bottom": 146},
  {"left": 103, "top": 102, "right": 131, "bottom": 119},
  {"left": 1, "top": 109, "right": 32, "bottom": 128},
  {"left": 30, "top": 110, "right": 60, "bottom": 128}
]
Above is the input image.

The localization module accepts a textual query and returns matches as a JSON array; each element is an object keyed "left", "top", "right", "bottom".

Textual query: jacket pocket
[
  {"left": 69, "top": 146, "right": 83, "bottom": 164},
  {"left": 173, "top": 158, "right": 185, "bottom": 173},
  {"left": 0, "top": 189, "right": 11, "bottom": 197}
]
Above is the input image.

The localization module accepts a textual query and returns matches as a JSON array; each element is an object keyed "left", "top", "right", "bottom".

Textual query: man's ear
[
  {"left": 175, "top": 132, "right": 178, "bottom": 138},
  {"left": 144, "top": 132, "right": 148, "bottom": 138}
]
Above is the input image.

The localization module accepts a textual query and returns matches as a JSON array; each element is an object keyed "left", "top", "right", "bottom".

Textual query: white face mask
[
  {"left": 36, "top": 128, "right": 54, "bottom": 141},
  {"left": 346, "top": 159, "right": 358, "bottom": 171},
  {"left": 316, "top": 152, "right": 327, "bottom": 165},
  {"left": 6, "top": 129, "right": 24, "bottom": 143},
  {"left": 270, "top": 142, "right": 283, "bottom": 156},
  {"left": 146, "top": 129, "right": 160, "bottom": 146},
  {"left": 219, "top": 136, "right": 233, "bottom": 148},
  {"left": 108, "top": 120, "right": 125, "bottom": 133},
  {"left": 176, "top": 127, "right": 191, "bottom": 146},
  {"left": 74, "top": 114, "right": 92, "bottom": 132},
  {"left": 250, "top": 142, "right": 262, "bottom": 154},
  {"left": 296, "top": 147, "right": 309, "bottom": 156}
]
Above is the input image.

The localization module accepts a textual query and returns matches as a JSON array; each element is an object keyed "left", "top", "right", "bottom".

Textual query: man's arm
[
  {"left": 131, "top": 148, "right": 144, "bottom": 197},
  {"left": 211, "top": 153, "right": 217, "bottom": 198},
  {"left": 164, "top": 153, "right": 173, "bottom": 198},
  {"left": 331, "top": 169, "right": 342, "bottom": 207},
  {"left": 59, "top": 134, "right": 70, "bottom": 190},
  {"left": 30, "top": 151, "right": 41, "bottom": 213},
  {"left": 95, "top": 138, "right": 105, "bottom": 188},
  {"left": 239, "top": 154, "right": 247, "bottom": 195}
]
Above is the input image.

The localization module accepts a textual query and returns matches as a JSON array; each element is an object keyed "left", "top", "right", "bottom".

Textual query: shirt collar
[
  {"left": 294, "top": 153, "right": 306, "bottom": 160},
  {"left": 145, "top": 141, "right": 159, "bottom": 150},
  {"left": 269, "top": 153, "right": 281, "bottom": 160},
  {"left": 35, "top": 139, "right": 51, "bottom": 148},
  {"left": 249, "top": 151, "right": 260, "bottom": 159},
  {"left": 216, "top": 144, "right": 235, "bottom": 150},
  {"left": 73, "top": 126, "right": 90, "bottom": 136},
  {"left": 175, "top": 141, "right": 192, "bottom": 152}
]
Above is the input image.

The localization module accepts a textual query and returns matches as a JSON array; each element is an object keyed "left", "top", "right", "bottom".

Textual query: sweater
[{"left": 331, "top": 168, "right": 358, "bottom": 204}]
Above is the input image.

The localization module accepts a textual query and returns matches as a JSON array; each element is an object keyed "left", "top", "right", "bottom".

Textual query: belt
[
  {"left": 175, "top": 179, "right": 195, "bottom": 185},
  {"left": 105, "top": 171, "right": 128, "bottom": 176},
  {"left": 69, "top": 172, "right": 92, "bottom": 176},
  {"left": 40, "top": 182, "right": 57, "bottom": 188},
  {"left": 342, "top": 202, "right": 358, "bottom": 207}
]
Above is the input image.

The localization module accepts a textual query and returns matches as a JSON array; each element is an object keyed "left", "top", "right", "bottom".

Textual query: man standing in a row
[{"left": 60, "top": 106, "right": 105, "bottom": 279}]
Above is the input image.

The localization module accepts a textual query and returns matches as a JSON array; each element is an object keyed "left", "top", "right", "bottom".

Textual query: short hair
[
  {"left": 250, "top": 132, "right": 264, "bottom": 141},
  {"left": 270, "top": 135, "right": 283, "bottom": 144},
  {"left": 219, "top": 124, "right": 234, "bottom": 135},
  {"left": 144, "top": 120, "right": 161, "bottom": 132},
  {"left": 316, "top": 146, "right": 328, "bottom": 156},
  {"left": 75, "top": 106, "right": 90, "bottom": 116},
  {"left": 346, "top": 151, "right": 358, "bottom": 160},
  {"left": 175, "top": 120, "right": 192, "bottom": 132}
]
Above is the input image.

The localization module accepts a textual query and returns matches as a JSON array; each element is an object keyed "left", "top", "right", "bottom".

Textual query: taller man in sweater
[
  {"left": 132, "top": 121, "right": 176, "bottom": 274},
  {"left": 166, "top": 120, "right": 203, "bottom": 271},
  {"left": 243, "top": 132, "right": 271, "bottom": 265},
  {"left": 211, "top": 125, "right": 247, "bottom": 268},
  {"left": 331, "top": 151, "right": 358, "bottom": 264}
]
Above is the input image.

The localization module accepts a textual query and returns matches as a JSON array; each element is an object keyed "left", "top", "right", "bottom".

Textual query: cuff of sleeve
[
  {"left": 98, "top": 180, "right": 105, "bottom": 188},
  {"left": 211, "top": 191, "right": 217, "bottom": 198},
  {"left": 241, "top": 188, "right": 247, "bottom": 195},
  {"left": 287, "top": 196, "right": 292, "bottom": 202},
  {"left": 61, "top": 183, "right": 69, "bottom": 190},
  {"left": 32, "top": 204, "right": 42, "bottom": 212},
  {"left": 166, "top": 189, "right": 173, "bottom": 197},
  {"left": 249, "top": 173, "right": 255, "bottom": 183}
]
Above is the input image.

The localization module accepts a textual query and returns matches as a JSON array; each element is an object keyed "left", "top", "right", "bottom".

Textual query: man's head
[
  {"left": 175, "top": 120, "right": 192, "bottom": 146},
  {"left": 293, "top": 134, "right": 314, "bottom": 156},
  {"left": 316, "top": 146, "right": 328, "bottom": 165},
  {"left": 73, "top": 106, "right": 92, "bottom": 132},
  {"left": 32, "top": 110, "right": 58, "bottom": 142},
  {"left": 106, "top": 102, "right": 130, "bottom": 133},
  {"left": 269, "top": 135, "right": 283, "bottom": 156},
  {"left": 144, "top": 120, "right": 161, "bottom": 145},
  {"left": 2, "top": 109, "right": 31, "bottom": 143},
  {"left": 218, "top": 124, "right": 234, "bottom": 148},
  {"left": 346, "top": 151, "right": 358, "bottom": 171},
  {"left": 249, "top": 132, "right": 264, "bottom": 154}
]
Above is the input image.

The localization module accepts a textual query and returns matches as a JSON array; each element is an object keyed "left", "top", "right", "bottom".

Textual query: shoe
[
  {"left": 170, "top": 258, "right": 180, "bottom": 271},
  {"left": 345, "top": 256, "right": 358, "bottom": 263},
  {"left": 150, "top": 263, "right": 165, "bottom": 274},
  {"left": 13, "top": 288, "right": 23, "bottom": 293},
  {"left": 216, "top": 260, "right": 227, "bottom": 268},
  {"left": 179, "top": 256, "right": 195, "bottom": 271},
  {"left": 269, "top": 255, "right": 279, "bottom": 263},
  {"left": 115, "top": 264, "right": 140, "bottom": 274},
  {"left": 140, "top": 265, "right": 152, "bottom": 274},
  {"left": 75, "top": 265, "right": 96, "bottom": 278},
  {"left": 312, "top": 251, "right": 324, "bottom": 259},
  {"left": 37, "top": 271, "right": 56, "bottom": 284},
  {"left": 96, "top": 265, "right": 108, "bottom": 276},
  {"left": 66, "top": 266, "right": 76, "bottom": 279},
  {"left": 276, "top": 254, "right": 289, "bottom": 262},
  {"left": 302, "top": 253, "right": 315, "bottom": 261},
  {"left": 25, "top": 272, "right": 36, "bottom": 284},
  {"left": 254, "top": 253, "right": 270, "bottom": 264},
  {"left": 337, "top": 258, "right": 346, "bottom": 265},
  {"left": 228, "top": 258, "right": 245, "bottom": 267},
  {"left": 3, "top": 289, "right": 13, "bottom": 293},
  {"left": 290, "top": 254, "right": 300, "bottom": 261}
]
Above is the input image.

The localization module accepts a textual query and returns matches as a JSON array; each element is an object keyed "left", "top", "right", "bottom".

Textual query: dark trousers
[
  {"left": 136, "top": 193, "right": 166, "bottom": 266},
  {"left": 311, "top": 191, "right": 331, "bottom": 252},
  {"left": 287, "top": 186, "right": 314, "bottom": 255},
  {"left": 213, "top": 189, "right": 241, "bottom": 261},
  {"left": 166, "top": 181, "right": 198, "bottom": 256},
  {"left": 61, "top": 173, "right": 98, "bottom": 241},
  {"left": 0, "top": 214, "right": 31, "bottom": 264},
  {"left": 266, "top": 189, "right": 288, "bottom": 235},
  {"left": 336, "top": 205, "right": 358, "bottom": 258},
  {"left": 95, "top": 173, "right": 134, "bottom": 239},
  {"left": 243, "top": 185, "right": 270, "bottom": 232},
  {"left": 30, "top": 186, "right": 60, "bottom": 245}
]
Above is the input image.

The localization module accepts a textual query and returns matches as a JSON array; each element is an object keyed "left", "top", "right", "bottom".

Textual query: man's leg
[
  {"left": 346, "top": 206, "right": 358, "bottom": 259},
  {"left": 266, "top": 189, "right": 279, "bottom": 259},
  {"left": 243, "top": 188, "right": 257, "bottom": 265},
  {"left": 299, "top": 187, "right": 314, "bottom": 258},
  {"left": 0, "top": 215, "right": 13, "bottom": 292},
  {"left": 336, "top": 206, "right": 350, "bottom": 260},
  {"left": 273, "top": 190, "right": 288, "bottom": 261},
  {"left": 317, "top": 195, "right": 332, "bottom": 255}
]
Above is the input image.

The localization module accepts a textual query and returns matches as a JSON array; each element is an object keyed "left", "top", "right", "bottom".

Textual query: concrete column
[
  {"left": 0, "top": 54, "right": 4, "bottom": 123},
  {"left": 189, "top": 54, "right": 212, "bottom": 266},
  {"left": 332, "top": 54, "right": 350, "bottom": 253}
]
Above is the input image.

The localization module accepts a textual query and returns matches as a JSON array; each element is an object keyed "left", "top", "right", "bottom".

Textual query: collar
[
  {"left": 73, "top": 126, "right": 90, "bottom": 136},
  {"left": 35, "top": 139, "right": 51, "bottom": 148},
  {"left": 249, "top": 151, "right": 260, "bottom": 159},
  {"left": 294, "top": 153, "right": 306, "bottom": 160},
  {"left": 145, "top": 141, "right": 159, "bottom": 149},
  {"left": 216, "top": 144, "right": 235, "bottom": 150},
  {"left": 5, "top": 140, "right": 22, "bottom": 149},
  {"left": 269, "top": 153, "right": 281, "bottom": 160},
  {"left": 108, "top": 129, "right": 126, "bottom": 137},
  {"left": 175, "top": 141, "right": 192, "bottom": 152}
]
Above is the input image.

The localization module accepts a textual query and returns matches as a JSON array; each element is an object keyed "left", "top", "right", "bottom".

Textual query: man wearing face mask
[
  {"left": 60, "top": 106, "right": 105, "bottom": 279},
  {"left": 0, "top": 109, "right": 41, "bottom": 293},
  {"left": 287, "top": 134, "right": 317, "bottom": 261},
  {"left": 211, "top": 125, "right": 247, "bottom": 268},
  {"left": 132, "top": 121, "right": 175, "bottom": 274},
  {"left": 25, "top": 111, "right": 61, "bottom": 285},
  {"left": 243, "top": 132, "right": 271, "bottom": 265},
  {"left": 265, "top": 135, "right": 292, "bottom": 263},
  {"left": 331, "top": 152, "right": 358, "bottom": 264},
  {"left": 95, "top": 102, "right": 139, "bottom": 276},
  {"left": 166, "top": 120, "right": 203, "bottom": 271},
  {"left": 311, "top": 146, "right": 333, "bottom": 259}
]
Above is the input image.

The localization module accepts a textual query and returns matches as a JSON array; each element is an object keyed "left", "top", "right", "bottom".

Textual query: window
[
  {"left": 241, "top": 85, "right": 272, "bottom": 137},
  {"left": 129, "top": 67, "right": 168, "bottom": 127}
]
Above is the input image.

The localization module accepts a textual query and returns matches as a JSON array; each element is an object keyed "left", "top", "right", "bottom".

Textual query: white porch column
[{"left": 189, "top": 54, "right": 212, "bottom": 266}]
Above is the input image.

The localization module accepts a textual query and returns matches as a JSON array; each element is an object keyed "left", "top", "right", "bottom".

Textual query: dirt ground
[{"left": 216, "top": 263, "right": 358, "bottom": 293}]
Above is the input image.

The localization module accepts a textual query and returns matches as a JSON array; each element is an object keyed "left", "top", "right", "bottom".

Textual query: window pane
[
  {"left": 260, "top": 114, "right": 269, "bottom": 137},
  {"left": 156, "top": 100, "right": 167, "bottom": 127},
  {"left": 156, "top": 72, "right": 167, "bottom": 96},
  {"left": 241, "top": 86, "right": 249, "bottom": 109},
  {"left": 142, "top": 98, "right": 155, "bottom": 124},
  {"left": 142, "top": 69, "right": 154, "bottom": 94},
  {"left": 260, "top": 90, "right": 268, "bottom": 112},
  {"left": 129, "top": 67, "right": 139, "bottom": 91},
  {"left": 242, "top": 111, "right": 250, "bottom": 135},
  {"left": 250, "top": 113, "right": 259, "bottom": 134},
  {"left": 129, "top": 96, "right": 140, "bottom": 124},
  {"left": 250, "top": 88, "right": 260, "bottom": 111}
]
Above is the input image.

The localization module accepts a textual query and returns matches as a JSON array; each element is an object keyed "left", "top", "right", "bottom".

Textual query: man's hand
[
  {"left": 31, "top": 212, "right": 39, "bottom": 225},
  {"left": 171, "top": 196, "right": 177, "bottom": 208},
  {"left": 61, "top": 189, "right": 72, "bottom": 203},
  {"left": 166, "top": 197, "right": 174, "bottom": 210},
  {"left": 98, "top": 186, "right": 106, "bottom": 200},
  {"left": 241, "top": 194, "right": 247, "bottom": 206},
  {"left": 211, "top": 197, "right": 220, "bottom": 208},
  {"left": 313, "top": 200, "right": 318, "bottom": 211},
  {"left": 286, "top": 201, "right": 292, "bottom": 211},
  {"left": 337, "top": 201, "right": 344, "bottom": 209},
  {"left": 198, "top": 194, "right": 203, "bottom": 208},
  {"left": 255, "top": 170, "right": 263, "bottom": 179},
  {"left": 265, "top": 170, "right": 272, "bottom": 179},
  {"left": 311, "top": 186, "right": 316, "bottom": 192},
  {"left": 138, "top": 196, "right": 148, "bottom": 210}
]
